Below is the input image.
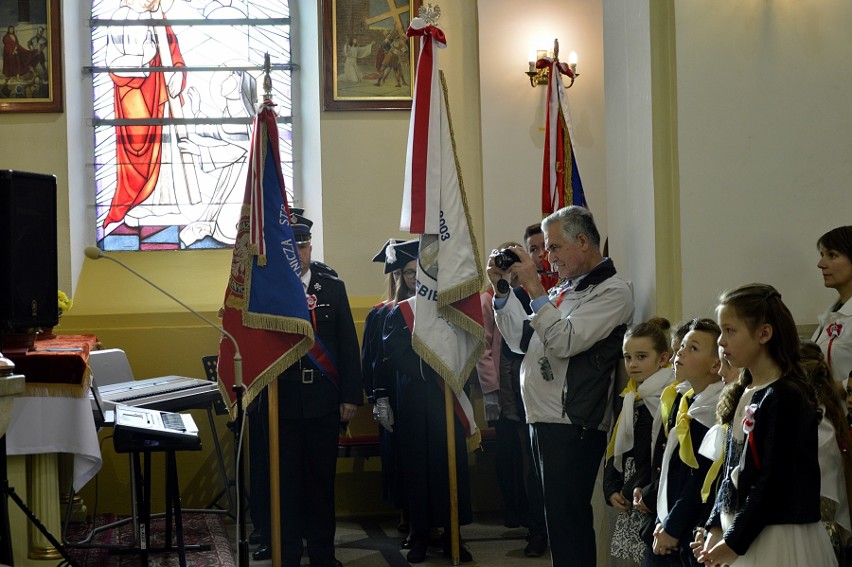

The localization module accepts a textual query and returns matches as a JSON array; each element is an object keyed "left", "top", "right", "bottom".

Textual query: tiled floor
[{"left": 227, "top": 513, "right": 553, "bottom": 566}]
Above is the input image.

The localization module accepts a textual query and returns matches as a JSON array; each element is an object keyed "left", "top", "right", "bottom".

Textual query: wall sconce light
[
  {"left": 526, "top": 49, "right": 550, "bottom": 88},
  {"left": 525, "top": 39, "right": 579, "bottom": 88}
]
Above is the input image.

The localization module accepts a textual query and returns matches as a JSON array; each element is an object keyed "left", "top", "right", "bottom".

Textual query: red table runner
[{"left": 6, "top": 334, "right": 100, "bottom": 398}]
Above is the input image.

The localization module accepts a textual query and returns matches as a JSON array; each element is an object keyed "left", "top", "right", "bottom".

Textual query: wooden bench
[
  {"left": 337, "top": 427, "right": 498, "bottom": 459},
  {"left": 337, "top": 434, "right": 382, "bottom": 458}
]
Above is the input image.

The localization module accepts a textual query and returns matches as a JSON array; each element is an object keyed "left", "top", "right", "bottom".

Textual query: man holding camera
[{"left": 489, "top": 206, "right": 633, "bottom": 567}]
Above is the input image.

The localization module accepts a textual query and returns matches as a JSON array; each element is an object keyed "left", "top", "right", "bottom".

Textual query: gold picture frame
[
  {"left": 0, "top": 0, "right": 63, "bottom": 113},
  {"left": 323, "top": 0, "right": 421, "bottom": 111}
]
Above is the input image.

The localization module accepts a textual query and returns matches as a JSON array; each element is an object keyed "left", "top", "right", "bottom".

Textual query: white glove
[
  {"left": 483, "top": 391, "right": 500, "bottom": 422},
  {"left": 373, "top": 396, "right": 394, "bottom": 432}
]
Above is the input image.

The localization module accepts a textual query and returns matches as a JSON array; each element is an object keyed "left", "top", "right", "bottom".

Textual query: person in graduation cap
[
  {"left": 363, "top": 239, "right": 419, "bottom": 540},
  {"left": 375, "top": 240, "right": 476, "bottom": 564},
  {"left": 362, "top": 238, "right": 415, "bottom": 402},
  {"left": 250, "top": 209, "right": 363, "bottom": 567}
]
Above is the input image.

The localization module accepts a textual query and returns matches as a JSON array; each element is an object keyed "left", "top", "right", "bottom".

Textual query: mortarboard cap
[
  {"left": 289, "top": 208, "right": 313, "bottom": 242},
  {"left": 376, "top": 238, "right": 419, "bottom": 274},
  {"left": 372, "top": 239, "right": 406, "bottom": 264}
]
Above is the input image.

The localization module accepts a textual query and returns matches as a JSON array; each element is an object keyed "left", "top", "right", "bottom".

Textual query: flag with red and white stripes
[
  {"left": 399, "top": 18, "right": 484, "bottom": 396},
  {"left": 540, "top": 54, "right": 586, "bottom": 215}
]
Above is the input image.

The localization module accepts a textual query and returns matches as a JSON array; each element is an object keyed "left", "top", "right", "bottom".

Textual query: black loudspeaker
[{"left": 0, "top": 170, "right": 58, "bottom": 331}]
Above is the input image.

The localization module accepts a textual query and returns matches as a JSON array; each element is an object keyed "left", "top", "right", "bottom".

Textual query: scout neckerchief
[
  {"left": 659, "top": 382, "right": 679, "bottom": 436},
  {"left": 651, "top": 378, "right": 687, "bottom": 461},
  {"left": 698, "top": 423, "right": 728, "bottom": 503},
  {"left": 675, "top": 389, "right": 698, "bottom": 468},
  {"left": 605, "top": 378, "right": 639, "bottom": 469},
  {"left": 657, "top": 380, "right": 723, "bottom": 520},
  {"left": 606, "top": 367, "right": 671, "bottom": 471}
]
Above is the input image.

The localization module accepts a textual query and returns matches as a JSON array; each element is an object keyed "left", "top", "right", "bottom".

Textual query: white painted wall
[
  {"left": 602, "top": 0, "right": 656, "bottom": 321},
  {"left": 478, "top": 0, "right": 606, "bottom": 253},
  {"left": 675, "top": 1, "right": 852, "bottom": 324}
]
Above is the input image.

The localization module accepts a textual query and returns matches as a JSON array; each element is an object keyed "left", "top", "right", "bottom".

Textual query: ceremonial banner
[
  {"left": 217, "top": 102, "right": 314, "bottom": 414},
  {"left": 400, "top": 18, "right": 484, "bottom": 395},
  {"left": 539, "top": 50, "right": 586, "bottom": 215}
]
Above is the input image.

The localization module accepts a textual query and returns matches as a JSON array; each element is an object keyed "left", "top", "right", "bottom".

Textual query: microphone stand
[{"left": 85, "top": 247, "right": 249, "bottom": 567}]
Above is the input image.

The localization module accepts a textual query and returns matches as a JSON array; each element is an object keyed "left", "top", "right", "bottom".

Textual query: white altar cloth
[{"left": 6, "top": 396, "right": 101, "bottom": 492}]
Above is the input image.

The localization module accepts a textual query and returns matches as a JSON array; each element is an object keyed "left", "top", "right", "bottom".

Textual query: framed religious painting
[
  {"left": 0, "top": 0, "right": 63, "bottom": 112},
  {"left": 322, "top": 0, "right": 421, "bottom": 111}
]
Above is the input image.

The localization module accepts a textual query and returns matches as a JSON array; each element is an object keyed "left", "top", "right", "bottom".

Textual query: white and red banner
[
  {"left": 400, "top": 18, "right": 484, "bottom": 396},
  {"left": 539, "top": 54, "right": 586, "bottom": 215}
]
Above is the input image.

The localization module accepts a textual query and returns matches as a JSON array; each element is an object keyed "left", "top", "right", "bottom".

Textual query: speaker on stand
[
  {"left": 0, "top": 170, "right": 59, "bottom": 351},
  {"left": 0, "top": 170, "right": 76, "bottom": 566}
]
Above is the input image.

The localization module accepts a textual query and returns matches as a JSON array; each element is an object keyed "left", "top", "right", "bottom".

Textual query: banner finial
[
  {"left": 418, "top": 3, "right": 441, "bottom": 25},
  {"left": 263, "top": 53, "right": 272, "bottom": 99}
]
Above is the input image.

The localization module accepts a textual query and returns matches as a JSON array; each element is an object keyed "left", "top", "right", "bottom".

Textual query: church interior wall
[{"left": 2, "top": 0, "right": 852, "bottom": 534}]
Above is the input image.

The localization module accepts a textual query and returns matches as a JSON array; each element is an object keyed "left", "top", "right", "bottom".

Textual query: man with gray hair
[{"left": 488, "top": 205, "right": 634, "bottom": 566}]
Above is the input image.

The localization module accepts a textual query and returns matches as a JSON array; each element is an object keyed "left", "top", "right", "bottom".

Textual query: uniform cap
[{"left": 289, "top": 208, "right": 313, "bottom": 242}]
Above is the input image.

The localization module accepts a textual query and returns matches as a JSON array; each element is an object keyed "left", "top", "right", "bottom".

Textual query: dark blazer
[
  {"left": 706, "top": 378, "right": 821, "bottom": 555},
  {"left": 279, "top": 264, "right": 363, "bottom": 419},
  {"left": 361, "top": 302, "right": 391, "bottom": 403},
  {"left": 642, "top": 391, "right": 684, "bottom": 520},
  {"left": 380, "top": 301, "right": 473, "bottom": 529},
  {"left": 603, "top": 402, "right": 654, "bottom": 504},
  {"left": 659, "top": 394, "right": 714, "bottom": 546}
]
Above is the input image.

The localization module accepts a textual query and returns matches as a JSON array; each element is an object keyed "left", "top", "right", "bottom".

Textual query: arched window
[{"left": 89, "top": 0, "right": 292, "bottom": 251}]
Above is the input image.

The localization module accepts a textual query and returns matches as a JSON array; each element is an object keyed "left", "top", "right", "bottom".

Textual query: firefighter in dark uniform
[{"left": 250, "top": 209, "right": 362, "bottom": 567}]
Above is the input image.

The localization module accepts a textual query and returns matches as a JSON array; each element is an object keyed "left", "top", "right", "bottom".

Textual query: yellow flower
[{"left": 58, "top": 290, "right": 73, "bottom": 317}]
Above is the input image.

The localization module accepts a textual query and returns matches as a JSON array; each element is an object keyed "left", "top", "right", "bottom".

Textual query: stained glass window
[{"left": 90, "top": 0, "right": 292, "bottom": 251}]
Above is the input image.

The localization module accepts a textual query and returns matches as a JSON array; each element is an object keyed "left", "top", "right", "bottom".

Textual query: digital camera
[{"left": 493, "top": 248, "right": 520, "bottom": 270}]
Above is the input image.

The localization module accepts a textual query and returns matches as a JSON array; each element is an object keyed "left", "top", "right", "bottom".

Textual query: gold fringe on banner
[
  {"left": 227, "top": 336, "right": 312, "bottom": 418},
  {"left": 412, "top": 333, "right": 483, "bottom": 398},
  {"left": 559, "top": 105, "right": 574, "bottom": 207},
  {"left": 221, "top": 217, "right": 315, "bottom": 416},
  {"left": 440, "top": 71, "right": 484, "bottom": 278}
]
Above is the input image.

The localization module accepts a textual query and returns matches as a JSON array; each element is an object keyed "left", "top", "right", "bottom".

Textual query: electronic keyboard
[{"left": 113, "top": 404, "right": 201, "bottom": 452}]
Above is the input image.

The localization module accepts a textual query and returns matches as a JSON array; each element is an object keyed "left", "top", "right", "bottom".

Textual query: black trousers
[
  {"left": 524, "top": 423, "right": 548, "bottom": 538},
  {"left": 531, "top": 421, "right": 606, "bottom": 567},
  {"left": 279, "top": 410, "right": 340, "bottom": 565},
  {"left": 494, "top": 417, "right": 528, "bottom": 520},
  {"left": 494, "top": 417, "right": 547, "bottom": 537},
  {"left": 247, "top": 389, "right": 270, "bottom": 542}
]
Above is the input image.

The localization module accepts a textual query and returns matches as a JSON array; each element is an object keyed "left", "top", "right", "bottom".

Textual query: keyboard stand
[
  {"left": 109, "top": 447, "right": 210, "bottom": 567},
  {"left": 64, "top": 430, "right": 210, "bottom": 566}
]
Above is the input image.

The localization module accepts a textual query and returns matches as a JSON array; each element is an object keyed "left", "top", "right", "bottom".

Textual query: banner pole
[
  {"left": 444, "top": 382, "right": 459, "bottom": 565},
  {"left": 269, "top": 379, "right": 281, "bottom": 566}
]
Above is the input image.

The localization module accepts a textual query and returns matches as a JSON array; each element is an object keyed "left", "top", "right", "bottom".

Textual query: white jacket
[
  {"left": 812, "top": 300, "right": 852, "bottom": 382},
  {"left": 494, "top": 261, "right": 633, "bottom": 426}
]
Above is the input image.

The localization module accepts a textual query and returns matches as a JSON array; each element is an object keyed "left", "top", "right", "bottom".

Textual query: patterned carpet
[{"left": 65, "top": 512, "right": 235, "bottom": 566}]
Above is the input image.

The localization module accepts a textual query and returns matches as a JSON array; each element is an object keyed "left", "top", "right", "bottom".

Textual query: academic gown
[{"left": 381, "top": 303, "right": 473, "bottom": 535}]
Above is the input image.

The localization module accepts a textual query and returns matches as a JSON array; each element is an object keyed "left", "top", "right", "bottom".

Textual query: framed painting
[
  {"left": 323, "top": 0, "right": 421, "bottom": 111},
  {"left": 0, "top": 0, "right": 63, "bottom": 112}
]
